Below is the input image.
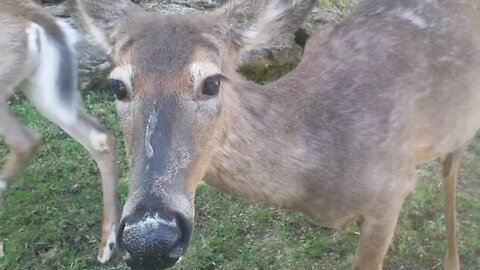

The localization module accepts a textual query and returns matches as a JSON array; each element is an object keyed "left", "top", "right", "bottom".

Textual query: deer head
[{"left": 69, "top": 0, "right": 315, "bottom": 268}]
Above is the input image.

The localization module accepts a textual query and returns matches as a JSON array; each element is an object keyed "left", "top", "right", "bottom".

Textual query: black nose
[{"left": 118, "top": 212, "right": 188, "bottom": 270}]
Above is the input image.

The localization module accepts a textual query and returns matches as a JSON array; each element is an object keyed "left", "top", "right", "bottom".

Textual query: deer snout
[{"left": 117, "top": 211, "right": 190, "bottom": 270}]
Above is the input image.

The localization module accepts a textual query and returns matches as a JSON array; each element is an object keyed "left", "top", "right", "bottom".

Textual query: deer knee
[{"left": 88, "top": 129, "right": 115, "bottom": 152}]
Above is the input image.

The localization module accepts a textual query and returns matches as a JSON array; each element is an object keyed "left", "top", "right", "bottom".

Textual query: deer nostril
[{"left": 118, "top": 213, "right": 186, "bottom": 269}]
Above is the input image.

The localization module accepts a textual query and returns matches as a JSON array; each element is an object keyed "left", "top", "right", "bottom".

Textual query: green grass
[
  {"left": 0, "top": 89, "right": 479, "bottom": 270},
  {"left": 0, "top": 1, "right": 478, "bottom": 266}
]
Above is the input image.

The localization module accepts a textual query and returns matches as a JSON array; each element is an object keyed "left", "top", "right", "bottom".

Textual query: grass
[
  {"left": 0, "top": 89, "right": 479, "bottom": 270},
  {"left": 1, "top": 2, "right": 479, "bottom": 269}
]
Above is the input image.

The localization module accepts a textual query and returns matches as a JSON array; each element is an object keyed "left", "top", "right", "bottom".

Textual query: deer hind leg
[
  {"left": 0, "top": 100, "right": 41, "bottom": 194},
  {"left": 441, "top": 146, "right": 467, "bottom": 270}
]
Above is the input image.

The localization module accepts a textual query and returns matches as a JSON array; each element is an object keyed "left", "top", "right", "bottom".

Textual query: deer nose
[{"left": 117, "top": 212, "right": 187, "bottom": 270}]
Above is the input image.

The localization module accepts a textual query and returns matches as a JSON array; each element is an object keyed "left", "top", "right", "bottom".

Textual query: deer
[
  {"left": 69, "top": 0, "right": 480, "bottom": 269},
  {"left": 0, "top": 0, "right": 120, "bottom": 263}
]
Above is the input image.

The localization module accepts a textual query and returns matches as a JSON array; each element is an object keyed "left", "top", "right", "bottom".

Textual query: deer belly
[{"left": 413, "top": 118, "right": 480, "bottom": 164}]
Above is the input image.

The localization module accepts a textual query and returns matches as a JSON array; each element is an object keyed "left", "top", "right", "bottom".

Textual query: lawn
[
  {"left": 1, "top": 1, "right": 479, "bottom": 269},
  {"left": 0, "top": 87, "right": 479, "bottom": 270}
]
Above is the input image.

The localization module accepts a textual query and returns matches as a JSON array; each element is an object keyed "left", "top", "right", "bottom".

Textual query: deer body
[
  {"left": 70, "top": 0, "right": 480, "bottom": 269},
  {"left": 0, "top": 0, "right": 120, "bottom": 263},
  {"left": 207, "top": 0, "right": 480, "bottom": 224}
]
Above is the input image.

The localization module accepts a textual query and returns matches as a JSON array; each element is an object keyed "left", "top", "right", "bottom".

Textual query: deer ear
[
  {"left": 223, "top": 0, "right": 316, "bottom": 53},
  {"left": 67, "top": 0, "right": 143, "bottom": 53}
]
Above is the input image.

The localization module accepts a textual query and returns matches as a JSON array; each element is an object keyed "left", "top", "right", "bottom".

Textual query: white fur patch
[
  {"left": 124, "top": 213, "right": 177, "bottom": 231},
  {"left": 109, "top": 65, "right": 135, "bottom": 95},
  {"left": 89, "top": 130, "right": 109, "bottom": 152},
  {"left": 56, "top": 20, "right": 79, "bottom": 48},
  {"left": 394, "top": 9, "right": 427, "bottom": 28},
  {"left": 189, "top": 61, "right": 221, "bottom": 112},
  {"left": 145, "top": 106, "right": 158, "bottom": 158},
  {"left": 0, "top": 180, "right": 7, "bottom": 191},
  {"left": 24, "top": 23, "right": 77, "bottom": 125},
  {"left": 97, "top": 228, "right": 116, "bottom": 263},
  {"left": 26, "top": 25, "right": 40, "bottom": 54},
  {"left": 189, "top": 61, "right": 220, "bottom": 88}
]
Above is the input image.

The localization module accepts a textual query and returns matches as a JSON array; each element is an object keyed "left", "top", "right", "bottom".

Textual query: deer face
[
  {"left": 69, "top": 0, "right": 315, "bottom": 268},
  {"left": 108, "top": 16, "right": 231, "bottom": 269}
]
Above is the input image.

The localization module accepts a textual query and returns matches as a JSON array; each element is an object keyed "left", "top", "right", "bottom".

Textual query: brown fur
[{"left": 70, "top": 0, "right": 480, "bottom": 269}]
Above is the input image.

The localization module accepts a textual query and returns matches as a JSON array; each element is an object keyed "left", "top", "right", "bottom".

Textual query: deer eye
[
  {"left": 202, "top": 75, "right": 222, "bottom": 97},
  {"left": 102, "top": 79, "right": 128, "bottom": 100}
]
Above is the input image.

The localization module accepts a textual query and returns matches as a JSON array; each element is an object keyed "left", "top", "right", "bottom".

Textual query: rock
[
  {"left": 75, "top": 38, "right": 111, "bottom": 91},
  {"left": 60, "top": 18, "right": 112, "bottom": 91},
  {"left": 139, "top": 0, "right": 310, "bottom": 83},
  {"left": 46, "top": 0, "right": 338, "bottom": 89},
  {"left": 238, "top": 34, "right": 304, "bottom": 83},
  {"left": 295, "top": 6, "right": 339, "bottom": 49},
  {"left": 301, "top": 6, "right": 340, "bottom": 39},
  {"left": 44, "top": 3, "right": 68, "bottom": 17}
]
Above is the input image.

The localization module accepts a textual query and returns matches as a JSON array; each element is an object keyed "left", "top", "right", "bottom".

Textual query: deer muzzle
[{"left": 118, "top": 211, "right": 191, "bottom": 269}]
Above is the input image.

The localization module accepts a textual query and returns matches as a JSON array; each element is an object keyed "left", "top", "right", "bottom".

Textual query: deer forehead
[
  {"left": 111, "top": 47, "right": 221, "bottom": 95},
  {"left": 116, "top": 15, "right": 220, "bottom": 74}
]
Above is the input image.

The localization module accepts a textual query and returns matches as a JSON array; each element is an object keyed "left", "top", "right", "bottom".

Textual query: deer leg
[
  {"left": 0, "top": 103, "right": 40, "bottom": 194},
  {"left": 55, "top": 113, "right": 120, "bottom": 263},
  {"left": 58, "top": 111, "right": 120, "bottom": 263},
  {"left": 52, "top": 113, "right": 119, "bottom": 263},
  {"left": 353, "top": 212, "right": 400, "bottom": 270},
  {"left": 24, "top": 90, "right": 120, "bottom": 263},
  {"left": 441, "top": 146, "right": 467, "bottom": 270},
  {"left": 353, "top": 190, "right": 409, "bottom": 270}
]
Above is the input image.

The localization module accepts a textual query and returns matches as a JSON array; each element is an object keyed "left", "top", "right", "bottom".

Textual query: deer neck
[{"left": 205, "top": 75, "right": 307, "bottom": 207}]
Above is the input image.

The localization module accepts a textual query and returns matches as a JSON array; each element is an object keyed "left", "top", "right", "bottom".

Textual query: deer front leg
[
  {"left": 24, "top": 89, "right": 120, "bottom": 263},
  {"left": 55, "top": 111, "right": 121, "bottom": 263},
  {"left": 441, "top": 146, "right": 467, "bottom": 270},
  {"left": 0, "top": 104, "right": 41, "bottom": 195},
  {"left": 353, "top": 193, "right": 408, "bottom": 270}
]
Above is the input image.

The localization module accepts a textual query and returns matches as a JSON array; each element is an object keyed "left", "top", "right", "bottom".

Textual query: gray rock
[
  {"left": 60, "top": 19, "right": 111, "bottom": 91},
  {"left": 43, "top": 3, "right": 68, "bottom": 17},
  {"left": 49, "top": 0, "right": 336, "bottom": 89},
  {"left": 238, "top": 33, "right": 304, "bottom": 83},
  {"left": 75, "top": 38, "right": 111, "bottom": 91},
  {"left": 302, "top": 6, "right": 339, "bottom": 37},
  {"left": 138, "top": 0, "right": 314, "bottom": 83}
]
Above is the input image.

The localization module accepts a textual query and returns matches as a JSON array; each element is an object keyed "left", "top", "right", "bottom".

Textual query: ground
[
  {"left": 1, "top": 1, "right": 479, "bottom": 269},
  {"left": 0, "top": 86, "right": 479, "bottom": 270}
]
